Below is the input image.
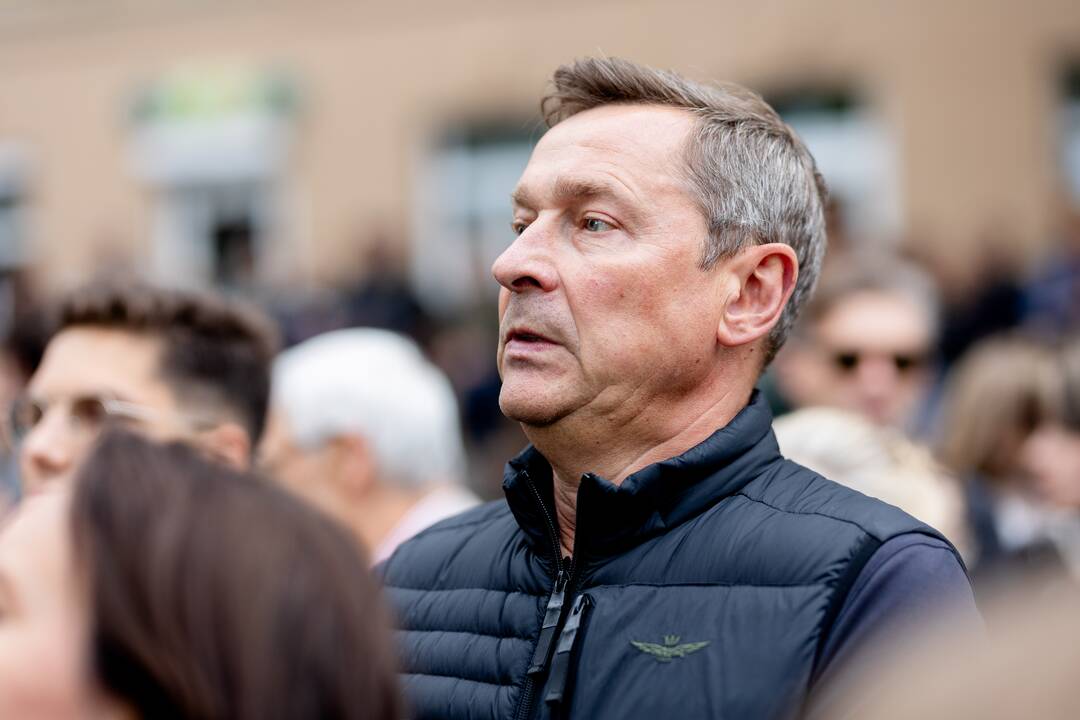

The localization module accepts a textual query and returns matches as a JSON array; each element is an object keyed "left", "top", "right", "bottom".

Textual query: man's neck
[{"left": 531, "top": 378, "right": 756, "bottom": 556}]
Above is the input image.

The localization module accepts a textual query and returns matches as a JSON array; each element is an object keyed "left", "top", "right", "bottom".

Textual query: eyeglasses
[
  {"left": 831, "top": 350, "right": 929, "bottom": 375},
  {"left": 4, "top": 394, "right": 212, "bottom": 448}
]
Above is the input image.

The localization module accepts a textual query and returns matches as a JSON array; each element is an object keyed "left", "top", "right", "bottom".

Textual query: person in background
[
  {"left": 772, "top": 256, "right": 940, "bottom": 434},
  {"left": 938, "top": 333, "right": 1069, "bottom": 578},
  {"left": 0, "top": 430, "right": 402, "bottom": 720},
  {"left": 1019, "top": 336, "right": 1080, "bottom": 510},
  {"left": 0, "top": 306, "right": 48, "bottom": 506},
  {"left": 11, "top": 279, "right": 278, "bottom": 493},
  {"left": 830, "top": 579, "right": 1080, "bottom": 720},
  {"left": 261, "top": 327, "right": 479, "bottom": 563},
  {"left": 774, "top": 407, "right": 971, "bottom": 559}
]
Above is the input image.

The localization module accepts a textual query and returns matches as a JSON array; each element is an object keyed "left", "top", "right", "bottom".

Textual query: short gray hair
[
  {"left": 272, "top": 328, "right": 466, "bottom": 490},
  {"left": 543, "top": 57, "right": 828, "bottom": 363}
]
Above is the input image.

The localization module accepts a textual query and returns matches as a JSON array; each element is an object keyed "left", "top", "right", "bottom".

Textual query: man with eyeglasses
[
  {"left": 773, "top": 256, "right": 939, "bottom": 434},
  {"left": 8, "top": 279, "right": 277, "bottom": 494}
]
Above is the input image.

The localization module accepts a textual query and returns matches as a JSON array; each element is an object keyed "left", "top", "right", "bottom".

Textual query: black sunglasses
[{"left": 831, "top": 351, "right": 928, "bottom": 374}]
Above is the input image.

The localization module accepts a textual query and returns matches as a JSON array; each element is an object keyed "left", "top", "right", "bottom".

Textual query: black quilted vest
[{"left": 382, "top": 393, "right": 949, "bottom": 719}]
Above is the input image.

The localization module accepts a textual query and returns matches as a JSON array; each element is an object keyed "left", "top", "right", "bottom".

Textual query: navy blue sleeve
[{"left": 806, "top": 533, "right": 981, "bottom": 718}]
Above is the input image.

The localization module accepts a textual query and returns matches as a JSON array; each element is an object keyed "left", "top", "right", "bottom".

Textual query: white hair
[{"left": 272, "top": 328, "right": 466, "bottom": 489}]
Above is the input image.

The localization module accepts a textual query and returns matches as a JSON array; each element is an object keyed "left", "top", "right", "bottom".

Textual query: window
[
  {"left": 129, "top": 65, "right": 296, "bottom": 291},
  {"left": 149, "top": 181, "right": 269, "bottom": 292},
  {"left": 0, "top": 143, "right": 27, "bottom": 270},
  {"left": 770, "top": 89, "right": 901, "bottom": 243},
  {"left": 411, "top": 123, "right": 538, "bottom": 314},
  {"left": 1063, "top": 66, "right": 1080, "bottom": 205}
]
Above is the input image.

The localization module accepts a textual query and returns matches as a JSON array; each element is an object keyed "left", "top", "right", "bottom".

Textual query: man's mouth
[
  {"left": 504, "top": 327, "right": 558, "bottom": 352},
  {"left": 508, "top": 331, "right": 547, "bottom": 343}
]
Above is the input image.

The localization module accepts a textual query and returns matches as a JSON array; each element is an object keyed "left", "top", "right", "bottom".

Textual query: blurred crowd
[
  {"left": 0, "top": 133, "right": 1078, "bottom": 720},
  {"left": 770, "top": 202, "right": 1080, "bottom": 587}
]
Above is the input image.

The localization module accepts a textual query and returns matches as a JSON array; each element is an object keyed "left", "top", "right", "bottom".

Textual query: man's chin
[{"left": 498, "top": 389, "right": 564, "bottom": 428}]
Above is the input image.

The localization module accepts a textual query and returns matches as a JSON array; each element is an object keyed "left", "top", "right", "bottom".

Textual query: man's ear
[
  {"left": 199, "top": 422, "right": 252, "bottom": 471},
  {"left": 716, "top": 243, "right": 798, "bottom": 348}
]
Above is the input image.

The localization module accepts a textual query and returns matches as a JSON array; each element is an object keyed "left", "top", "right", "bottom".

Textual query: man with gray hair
[
  {"left": 381, "top": 58, "right": 976, "bottom": 719},
  {"left": 259, "top": 328, "right": 479, "bottom": 563}
]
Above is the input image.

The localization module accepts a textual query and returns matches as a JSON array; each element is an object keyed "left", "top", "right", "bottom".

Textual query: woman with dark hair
[{"left": 0, "top": 429, "right": 402, "bottom": 719}]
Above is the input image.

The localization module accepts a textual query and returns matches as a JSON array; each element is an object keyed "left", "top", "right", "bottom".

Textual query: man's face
[
  {"left": 494, "top": 104, "right": 722, "bottom": 430},
  {"left": 17, "top": 327, "right": 183, "bottom": 493},
  {"left": 1020, "top": 423, "right": 1080, "bottom": 509},
  {"left": 778, "top": 291, "right": 933, "bottom": 428}
]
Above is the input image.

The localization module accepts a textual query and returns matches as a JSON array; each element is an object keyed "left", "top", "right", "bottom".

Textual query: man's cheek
[{"left": 498, "top": 288, "right": 510, "bottom": 320}]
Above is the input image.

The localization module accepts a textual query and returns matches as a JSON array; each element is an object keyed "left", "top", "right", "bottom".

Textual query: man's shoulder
[
  {"left": 735, "top": 457, "right": 946, "bottom": 546},
  {"left": 379, "top": 499, "right": 521, "bottom": 587}
]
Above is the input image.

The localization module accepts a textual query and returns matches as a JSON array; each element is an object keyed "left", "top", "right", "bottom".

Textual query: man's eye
[
  {"left": 510, "top": 221, "right": 528, "bottom": 236},
  {"left": 584, "top": 218, "right": 614, "bottom": 232}
]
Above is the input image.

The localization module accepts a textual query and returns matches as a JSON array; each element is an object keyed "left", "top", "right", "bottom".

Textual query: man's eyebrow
[
  {"left": 511, "top": 177, "right": 630, "bottom": 209},
  {"left": 510, "top": 185, "right": 533, "bottom": 209}
]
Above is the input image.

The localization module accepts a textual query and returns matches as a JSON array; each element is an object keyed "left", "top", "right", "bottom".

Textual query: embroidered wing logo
[{"left": 630, "top": 635, "right": 710, "bottom": 662}]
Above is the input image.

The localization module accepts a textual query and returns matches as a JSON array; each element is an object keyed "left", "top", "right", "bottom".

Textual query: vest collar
[{"left": 503, "top": 390, "right": 780, "bottom": 561}]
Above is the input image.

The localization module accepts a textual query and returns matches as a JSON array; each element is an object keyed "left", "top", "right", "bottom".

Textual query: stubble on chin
[{"left": 498, "top": 382, "right": 563, "bottom": 429}]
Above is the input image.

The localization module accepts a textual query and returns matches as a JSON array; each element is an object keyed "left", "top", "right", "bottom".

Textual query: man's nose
[
  {"left": 19, "top": 410, "right": 76, "bottom": 492},
  {"left": 854, "top": 355, "right": 901, "bottom": 394},
  {"left": 491, "top": 222, "right": 558, "bottom": 294}
]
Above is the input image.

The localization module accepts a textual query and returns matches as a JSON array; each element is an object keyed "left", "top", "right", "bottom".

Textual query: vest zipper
[
  {"left": 544, "top": 592, "right": 593, "bottom": 713},
  {"left": 515, "top": 471, "right": 577, "bottom": 720}
]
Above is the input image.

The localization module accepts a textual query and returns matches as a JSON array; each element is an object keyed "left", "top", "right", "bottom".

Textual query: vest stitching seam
[
  {"left": 733, "top": 492, "right": 880, "bottom": 538},
  {"left": 398, "top": 628, "right": 535, "bottom": 642},
  {"left": 576, "top": 581, "right": 821, "bottom": 589},
  {"left": 401, "top": 671, "right": 513, "bottom": 688},
  {"left": 388, "top": 586, "right": 541, "bottom": 596}
]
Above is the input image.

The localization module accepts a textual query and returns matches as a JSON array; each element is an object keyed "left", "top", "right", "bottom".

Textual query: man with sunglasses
[
  {"left": 9, "top": 279, "right": 277, "bottom": 494},
  {"left": 773, "top": 257, "right": 939, "bottom": 433}
]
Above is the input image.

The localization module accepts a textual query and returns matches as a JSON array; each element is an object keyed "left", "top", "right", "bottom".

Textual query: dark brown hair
[
  {"left": 56, "top": 279, "right": 278, "bottom": 444},
  {"left": 71, "top": 430, "right": 402, "bottom": 720},
  {"left": 542, "top": 57, "right": 828, "bottom": 362}
]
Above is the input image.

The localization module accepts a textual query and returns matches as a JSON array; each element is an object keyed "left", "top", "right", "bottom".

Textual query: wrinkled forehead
[
  {"left": 520, "top": 104, "right": 698, "bottom": 194},
  {"left": 28, "top": 327, "right": 171, "bottom": 405},
  {"left": 815, "top": 291, "right": 935, "bottom": 350}
]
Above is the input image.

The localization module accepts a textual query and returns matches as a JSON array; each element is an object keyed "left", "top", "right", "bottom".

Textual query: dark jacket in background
[{"left": 381, "top": 393, "right": 967, "bottom": 719}]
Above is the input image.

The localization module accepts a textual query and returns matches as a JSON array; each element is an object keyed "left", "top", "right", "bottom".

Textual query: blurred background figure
[
  {"left": 1019, "top": 336, "right": 1080, "bottom": 510},
  {"left": 0, "top": 306, "right": 48, "bottom": 508},
  {"left": 262, "top": 327, "right": 480, "bottom": 563},
  {"left": 775, "top": 407, "right": 970, "bottom": 559},
  {"left": 0, "top": 430, "right": 401, "bottom": 720},
  {"left": 772, "top": 256, "right": 940, "bottom": 434},
  {"left": 830, "top": 579, "right": 1080, "bottom": 720},
  {"left": 12, "top": 279, "right": 277, "bottom": 493},
  {"left": 938, "top": 333, "right": 1078, "bottom": 580}
]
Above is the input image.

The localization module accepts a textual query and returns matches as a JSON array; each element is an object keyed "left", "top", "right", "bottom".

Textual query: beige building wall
[{"left": 0, "top": 0, "right": 1078, "bottom": 292}]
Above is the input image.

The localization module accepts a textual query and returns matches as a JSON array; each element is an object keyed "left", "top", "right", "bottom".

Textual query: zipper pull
[
  {"left": 545, "top": 593, "right": 593, "bottom": 708},
  {"left": 527, "top": 565, "right": 569, "bottom": 675}
]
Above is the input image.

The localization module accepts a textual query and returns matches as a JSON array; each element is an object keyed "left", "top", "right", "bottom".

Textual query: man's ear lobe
[
  {"left": 199, "top": 422, "right": 252, "bottom": 471},
  {"left": 716, "top": 243, "right": 798, "bottom": 348}
]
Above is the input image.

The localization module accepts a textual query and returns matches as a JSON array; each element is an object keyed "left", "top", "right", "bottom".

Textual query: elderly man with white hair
[{"left": 259, "top": 328, "right": 480, "bottom": 563}]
